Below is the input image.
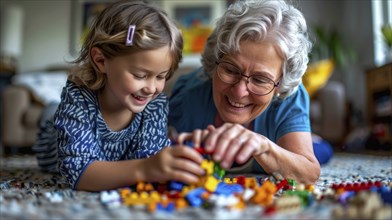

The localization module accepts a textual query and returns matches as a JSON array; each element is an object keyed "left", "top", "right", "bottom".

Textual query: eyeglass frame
[{"left": 215, "top": 61, "right": 280, "bottom": 96}]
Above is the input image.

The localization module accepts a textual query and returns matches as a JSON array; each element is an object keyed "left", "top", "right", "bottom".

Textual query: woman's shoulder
[
  {"left": 171, "top": 67, "right": 211, "bottom": 95},
  {"left": 271, "top": 84, "right": 309, "bottom": 109}
]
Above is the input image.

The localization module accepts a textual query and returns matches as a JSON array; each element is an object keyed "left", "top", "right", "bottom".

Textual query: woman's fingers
[
  {"left": 177, "top": 132, "right": 193, "bottom": 145},
  {"left": 220, "top": 134, "right": 247, "bottom": 169},
  {"left": 177, "top": 129, "right": 211, "bottom": 149},
  {"left": 175, "top": 123, "right": 262, "bottom": 171},
  {"left": 204, "top": 123, "right": 261, "bottom": 169},
  {"left": 207, "top": 124, "right": 243, "bottom": 161}
]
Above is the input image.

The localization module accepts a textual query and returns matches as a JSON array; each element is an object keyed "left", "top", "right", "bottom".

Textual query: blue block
[
  {"left": 185, "top": 187, "right": 206, "bottom": 207},
  {"left": 215, "top": 182, "right": 244, "bottom": 196},
  {"left": 169, "top": 181, "right": 185, "bottom": 191}
]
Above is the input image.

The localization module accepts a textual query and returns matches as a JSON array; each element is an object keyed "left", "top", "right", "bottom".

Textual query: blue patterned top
[{"left": 55, "top": 80, "right": 171, "bottom": 188}]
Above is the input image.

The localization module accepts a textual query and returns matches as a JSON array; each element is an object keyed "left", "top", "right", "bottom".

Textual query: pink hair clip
[{"left": 126, "top": 25, "right": 136, "bottom": 46}]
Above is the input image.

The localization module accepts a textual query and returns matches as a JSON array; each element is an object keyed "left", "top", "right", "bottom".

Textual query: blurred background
[{"left": 0, "top": 0, "right": 391, "bottom": 154}]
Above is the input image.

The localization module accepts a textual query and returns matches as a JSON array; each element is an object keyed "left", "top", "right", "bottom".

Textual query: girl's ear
[{"left": 91, "top": 47, "right": 106, "bottom": 73}]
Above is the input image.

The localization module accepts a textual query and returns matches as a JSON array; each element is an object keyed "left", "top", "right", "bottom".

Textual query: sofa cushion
[
  {"left": 12, "top": 71, "right": 68, "bottom": 105},
  {"left": 23, "top": 105, "right": 43, "bottom": 128}
]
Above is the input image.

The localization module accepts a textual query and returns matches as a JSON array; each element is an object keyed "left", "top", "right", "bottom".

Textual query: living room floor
[{"left": 1, "top": 149, "right": 391, "bottom": 219}]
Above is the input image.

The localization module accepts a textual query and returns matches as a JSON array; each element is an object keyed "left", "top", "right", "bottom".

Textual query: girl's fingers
[
  {"left": 170, "top": 169, "right": 202, "bottom": 184},
  {"left": 172, "top": 146, "right": 204, "bottom": 164},
  {"left": 171, "top": 157, "right": 206, "bottom": 176},
  {"left": 169, "top": 147, "right": 206, "bottom": 183}
]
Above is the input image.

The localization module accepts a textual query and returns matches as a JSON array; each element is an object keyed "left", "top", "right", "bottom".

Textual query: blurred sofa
[
  {"left": 1, "top": 71, "right": 68, "bottom": 150},
  {"left": 1, "top": 85, "right": 43, "bottom": 148}
]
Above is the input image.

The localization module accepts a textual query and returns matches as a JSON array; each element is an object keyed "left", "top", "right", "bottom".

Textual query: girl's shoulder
[
  {"left": 143, "top": 93, "right": 169, "bottom": 115},
  {"left": 61, "top": 80, "right": 97, "bottom": 105}
]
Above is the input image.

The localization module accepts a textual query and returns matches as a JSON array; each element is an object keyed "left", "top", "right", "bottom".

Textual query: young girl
[{"left": 33, "top": 0, "right": 205, "bottom": 191}]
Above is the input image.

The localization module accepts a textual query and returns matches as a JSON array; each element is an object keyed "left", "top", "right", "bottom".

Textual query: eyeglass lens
[{"left": 217, "top": 62, "right": 276, "bottom": 95}]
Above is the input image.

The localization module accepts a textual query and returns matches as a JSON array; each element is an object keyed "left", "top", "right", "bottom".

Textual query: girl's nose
[{"left": 143, "top": 79, "right": 157, "bottom": 94}]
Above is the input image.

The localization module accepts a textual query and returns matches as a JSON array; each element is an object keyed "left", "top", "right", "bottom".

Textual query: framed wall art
[
  {"left": 70, "top": 0, "right": 111, "bottom": 55},
  {"left": 162, "top": 0, "right": 226, "bottom": 54}
]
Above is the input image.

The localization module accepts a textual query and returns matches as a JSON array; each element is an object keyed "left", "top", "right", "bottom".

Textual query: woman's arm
[
  {"left": 201, "top": 123, "right": 320, "bottom": 185},
  {"left": 254, "top": 131, "right": 320, "bottom": 184}
]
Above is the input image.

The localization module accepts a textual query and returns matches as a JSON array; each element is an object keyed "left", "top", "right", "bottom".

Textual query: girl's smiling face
[
  {"left": 212, "top": 40, "right": 283, "bottom": 125},
  {"left": 95, "top": 46, "right": 172, "bottom": 114}
]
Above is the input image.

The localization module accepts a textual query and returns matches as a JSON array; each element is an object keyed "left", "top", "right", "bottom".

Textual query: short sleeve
[{"left": 274, "top": 84, "right": 311, "bottom": 140}]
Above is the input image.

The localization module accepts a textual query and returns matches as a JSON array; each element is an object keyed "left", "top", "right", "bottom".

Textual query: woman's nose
[{"left": 232, "top": 77, "right": 250, "bottom": 97}]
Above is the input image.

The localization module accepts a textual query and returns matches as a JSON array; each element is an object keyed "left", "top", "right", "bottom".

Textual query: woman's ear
[{"left": 91, "top": 47, "right": 106, "bottom": 73}]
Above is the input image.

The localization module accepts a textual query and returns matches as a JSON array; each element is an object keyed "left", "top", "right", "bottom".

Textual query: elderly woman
[{"left": 169, "top": 0, "right": 332, "bottom": 184}]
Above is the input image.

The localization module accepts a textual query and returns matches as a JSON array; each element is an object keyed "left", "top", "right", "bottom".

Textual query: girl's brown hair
[{"left": 69, "top": 0, "right": 183, "bottom": 91}]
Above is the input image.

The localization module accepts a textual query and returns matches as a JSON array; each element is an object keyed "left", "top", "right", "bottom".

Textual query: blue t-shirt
[
  {"left": 168, "top": 68, "right": 311, "bottom": 172},
  {"left": 55, "top": 81, "right": 171, "bottom": 188}
]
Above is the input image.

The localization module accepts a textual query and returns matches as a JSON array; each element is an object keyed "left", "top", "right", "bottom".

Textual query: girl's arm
[{"left": 76, "top": 146, "right": 205, "bottom": 191}]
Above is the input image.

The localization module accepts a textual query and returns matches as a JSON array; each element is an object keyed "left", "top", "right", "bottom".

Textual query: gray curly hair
[{"left": 201, "top": 0, "right": 311, "bottom": 99}]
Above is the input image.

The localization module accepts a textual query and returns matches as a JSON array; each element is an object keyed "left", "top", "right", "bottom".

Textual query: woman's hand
[
  {"left": 176, "top": 123, "right": 269, "bottom": 170},
  {"left": 203, "top": 123, "right": 269, "bottom": 169},
  {"left": 142, "top": 145, "right": 205, "bottom": 184}
]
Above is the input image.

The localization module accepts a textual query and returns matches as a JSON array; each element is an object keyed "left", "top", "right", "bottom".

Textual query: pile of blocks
[{"left": 99, "top": 147, "right": 392, "bottom": 218}]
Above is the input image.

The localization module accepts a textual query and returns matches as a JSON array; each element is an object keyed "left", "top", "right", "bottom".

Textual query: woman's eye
[
  {"left": 251, "top": 76, "right": 270, "bottom": 85},
  {"left": 224, "top": 67, "right": 239, "bottom": 75}
]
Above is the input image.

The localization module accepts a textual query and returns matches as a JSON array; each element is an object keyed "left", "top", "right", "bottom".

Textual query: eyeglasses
[{"left": 216, "top": 61, "right": 280, "bottom": 96}]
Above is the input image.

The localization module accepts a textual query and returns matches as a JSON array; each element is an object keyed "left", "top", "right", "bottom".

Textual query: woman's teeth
[{"left": 228, "top": 98, "right": 246, "bottom": 108}]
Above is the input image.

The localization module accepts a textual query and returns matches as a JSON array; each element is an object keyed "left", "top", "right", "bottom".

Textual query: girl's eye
[
  {"left": 132, "top": 73, "right": 146, "bottom": 79},
  {"left": 157, "top": 75, "right": 166, "bottom": 80}
]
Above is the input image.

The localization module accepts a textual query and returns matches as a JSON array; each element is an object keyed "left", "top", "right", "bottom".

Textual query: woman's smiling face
[{"left": 212, "top": 40, "right": 283, "bottom": 125}]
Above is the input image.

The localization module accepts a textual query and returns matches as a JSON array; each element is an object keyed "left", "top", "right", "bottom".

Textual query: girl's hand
[
  {"left": 203, "top": 123, "right": 268, "bottom": 169},
  {"left": 142, "top": 145, "right": 205, "bottom": 184}
]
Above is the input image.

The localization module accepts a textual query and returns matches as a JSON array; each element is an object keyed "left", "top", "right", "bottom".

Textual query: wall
[
  {"left": 0, "top": 0, "right": 375, "bottom": 122},
  {"left": 298, "top": 0, "right": 374, "bottom": 124},
  {"left": 1, "top": 0, "right": 74, "bottom": 72}
]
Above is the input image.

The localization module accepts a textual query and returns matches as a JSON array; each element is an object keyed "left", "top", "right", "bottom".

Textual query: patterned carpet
[{"left": 1, "top": 152, "right": 391, "bottom": 219}]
